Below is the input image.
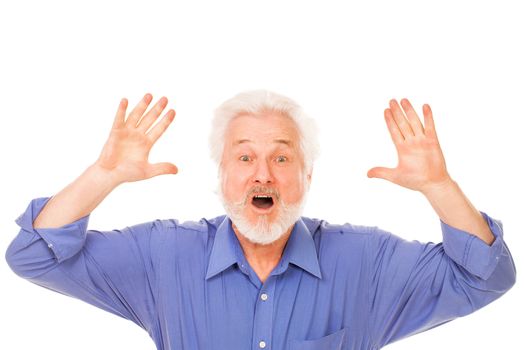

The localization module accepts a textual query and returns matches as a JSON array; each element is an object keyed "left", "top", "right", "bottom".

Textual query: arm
[
  {"left": 423, "top": 178, "right": 494, "bottom": 244},
  {"left": 367, "top": 219, "right": 515, "bottom": 348},
  {"left": 366, "top": 98, "right": 516, "bottom": 346},
  {"left": 7, "top": 197, "right": 169, "bottom": 330},
  {"left": 6, "top": 93, "right": 177, "bottom": 328}
]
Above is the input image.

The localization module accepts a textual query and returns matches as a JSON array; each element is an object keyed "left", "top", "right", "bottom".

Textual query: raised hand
[
  {"left": 95, "top": 93, "right": 178, "bottom": 185},
  {"left": 367, "top": 99, "right": 452, "bottom": 195}
]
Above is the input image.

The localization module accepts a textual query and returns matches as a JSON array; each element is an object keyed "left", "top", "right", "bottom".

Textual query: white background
[{"left": 1, "top": 0, "right": 523, "bottom": 349}]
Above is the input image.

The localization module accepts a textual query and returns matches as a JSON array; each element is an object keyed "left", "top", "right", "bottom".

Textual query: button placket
[{"left": 252, "top": 277, "right": 276, "bottom": 349}]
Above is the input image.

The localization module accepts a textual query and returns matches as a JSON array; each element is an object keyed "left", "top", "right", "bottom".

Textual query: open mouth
[{"left": 251, "top": 194, "right": 274, "bottom": 209}]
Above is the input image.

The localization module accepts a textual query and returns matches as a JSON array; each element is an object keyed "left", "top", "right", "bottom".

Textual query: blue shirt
[{"left": 5, "top": 197, "right": 516, "bottom": 350}]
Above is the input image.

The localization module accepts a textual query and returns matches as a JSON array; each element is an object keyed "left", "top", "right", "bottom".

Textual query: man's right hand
[
  {"left": 32, "top": 93, "right": 177, "bottom": 229},
  {"left": 95, "top": 93, "right": 178, "bottom": 185}
]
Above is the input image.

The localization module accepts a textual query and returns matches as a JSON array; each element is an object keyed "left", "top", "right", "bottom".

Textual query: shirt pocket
[{"left": 289, "top": 327, "right": 348, "bottom": 350}]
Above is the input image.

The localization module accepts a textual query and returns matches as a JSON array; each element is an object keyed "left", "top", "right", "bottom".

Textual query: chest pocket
[{"left": 289, "top": 327, "right": 348, "bottom": 350}]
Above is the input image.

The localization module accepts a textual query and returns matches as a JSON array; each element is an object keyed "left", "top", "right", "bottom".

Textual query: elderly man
[{"left": 6, "top": 90, "right": 516, "bottom": 350}]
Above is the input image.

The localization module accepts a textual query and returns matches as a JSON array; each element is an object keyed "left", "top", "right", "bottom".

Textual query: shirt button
[
  {"left": 259, "top": 340, "right": 267, "bottom": 348},
  {"left": 47, "top": 243, "right": 53, "bottom": 248},
  {"left": 260, "top": 293, "right": 268, "bottom": 301}
]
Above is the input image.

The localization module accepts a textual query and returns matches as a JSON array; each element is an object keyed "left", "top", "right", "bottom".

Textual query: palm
[
  {"left": 368, "top": 99, "right": 451, "bottom": 194},
  {"left": 96, "top": 94, "right": 177, "bottom": 184},
  {"left": 98, "top": 128, "right": 152, "bottom": 181}
]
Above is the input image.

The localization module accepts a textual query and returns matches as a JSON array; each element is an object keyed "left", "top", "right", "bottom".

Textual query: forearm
[
  {"left": 33, "top": 163, "right": 120, "bottom": 229},
  {"left": 422, "top": 179, "right": 495, "bottom": 245}
]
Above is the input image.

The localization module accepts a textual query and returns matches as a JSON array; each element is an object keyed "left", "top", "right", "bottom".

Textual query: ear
[{"left": 306, "top": 168, "right": 313, "bottom": 184}]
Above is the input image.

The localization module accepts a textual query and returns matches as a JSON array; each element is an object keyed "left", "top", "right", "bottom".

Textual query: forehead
[{"left": 225, "top": 111, "right": 300, "bottom": 146}]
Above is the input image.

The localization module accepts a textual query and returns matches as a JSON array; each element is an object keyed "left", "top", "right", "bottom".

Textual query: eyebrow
[{"left": 235, "top": 139, "right": 292, "bottom": 146}]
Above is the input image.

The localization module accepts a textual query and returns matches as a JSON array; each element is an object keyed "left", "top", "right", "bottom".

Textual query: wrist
[
  {"left": 88, "top": 163, "right": 123, "bottom": 189},
  {"left": 420, "top": 176, "right": 457, "bottom": 200}
]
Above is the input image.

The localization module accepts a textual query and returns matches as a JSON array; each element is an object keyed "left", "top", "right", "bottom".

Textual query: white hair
[{"left": 209, "top": 89, "right": 320, "bottom": 172}]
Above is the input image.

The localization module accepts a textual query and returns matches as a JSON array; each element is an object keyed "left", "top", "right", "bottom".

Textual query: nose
[{"left": 252, "top": 159, "right": 274, "bottom": 184}]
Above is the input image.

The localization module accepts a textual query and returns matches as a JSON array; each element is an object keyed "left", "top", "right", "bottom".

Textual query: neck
[{"left": 232, "top": 224, "right": 293, "bottom": 282}]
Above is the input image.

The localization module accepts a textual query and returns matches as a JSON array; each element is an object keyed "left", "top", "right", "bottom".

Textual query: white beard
[{"left": 218, "top": 182, "right": 308, "bottom": 245}]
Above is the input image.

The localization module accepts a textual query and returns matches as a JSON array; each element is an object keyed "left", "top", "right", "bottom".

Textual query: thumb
[
  {"left": 147, "top": 162, "right": 179, "bottom": 178},
  {"left": 367, "top": 167, "right": 396, "bottom": 182}
]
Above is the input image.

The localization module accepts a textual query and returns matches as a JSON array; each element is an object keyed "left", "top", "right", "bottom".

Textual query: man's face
[{"left": 219, "top": 111, "right": 311, "bottom": 244}]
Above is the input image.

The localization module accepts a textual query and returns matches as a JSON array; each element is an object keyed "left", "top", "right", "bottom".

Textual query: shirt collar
[
  {"left": 281, "top": 218, "right": 322, "bottom": 279},
  {"left": 205, "top": 216, "right": 322, "bottom": 280},
  {"left": 205, "top": 217, "right": 239, "bottom": 280}
]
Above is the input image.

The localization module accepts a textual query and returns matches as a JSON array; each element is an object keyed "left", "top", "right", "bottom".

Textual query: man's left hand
[{"left": 367, "top": 99, "right": 453, "bottom": 195}]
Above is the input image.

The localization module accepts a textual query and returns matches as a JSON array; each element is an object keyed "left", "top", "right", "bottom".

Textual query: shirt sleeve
[
  {"left": 5, "top": 197, "right": 161, "bottom": 334},
  {"left": 367, "top": 212, "right": 516, "bottom": 348}
]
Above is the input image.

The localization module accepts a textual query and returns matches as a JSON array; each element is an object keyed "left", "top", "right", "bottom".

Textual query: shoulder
[
  {"left": 150, "top": 215, "right": 227, "bottom": 234},
  {"left": 301, "top": 216, "right": 392, "bottom": 252},
  {"left": 302, "top": 216, "right": 380, "bottom": 238},
  {"left": 136, "top": 215, "right": 228, "bottom": 251}
]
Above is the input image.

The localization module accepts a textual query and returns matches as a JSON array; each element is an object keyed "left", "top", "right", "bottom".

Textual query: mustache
[{"left": 242, "top": 186, "right": 281, "bottom": 205}]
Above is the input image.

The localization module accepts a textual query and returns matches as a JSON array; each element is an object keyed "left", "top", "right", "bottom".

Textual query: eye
[
  {"left": 276, "top": 155, "right": 288, "bottom": 163},
  {"left": 239, "top": 155, "right": 251, "bottom": 162}
]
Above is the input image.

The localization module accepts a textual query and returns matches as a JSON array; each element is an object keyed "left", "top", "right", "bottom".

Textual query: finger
[
  {"left": 367, "top": 167, "right": 396, "bottom": 182},
  {"left": 384, "top": 109, "right": 404, "bottom": 145},
  {"left": 137, "top": 96, "right": 168, "bottom": 132},
  {"left": 422, "top": 104, "right": 437, "bottom": 138},
  {"left": 400, "top": 98, "right": 424, "bottom": 136},
  {"left": 146, "top": 162, "right": 179, "bottom": 178},
  {"left": 389, "top": 99, "right": 415, "bottom": 138},
  {"left": 112, "top": 98, "right": 128, "bottom": 129},
  {"left": 125, "top": 93, "right": 153, "bottom": 127},
  {"left": 147, "top": 109, "right": 176, "bottom": 144}
]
